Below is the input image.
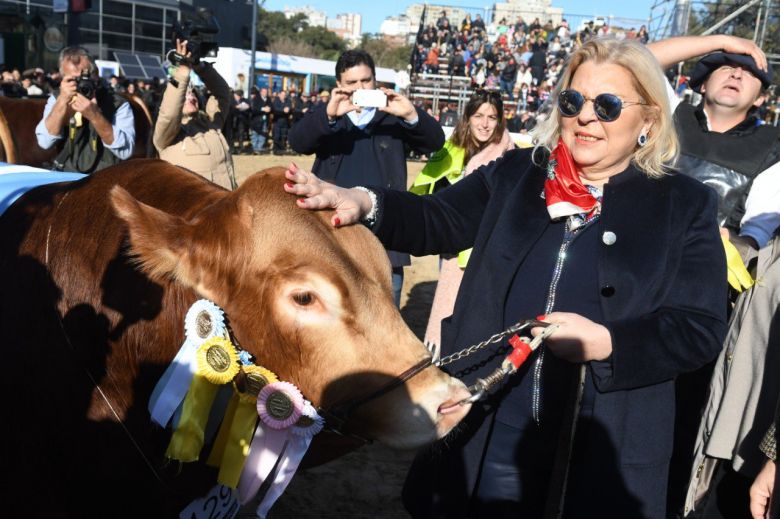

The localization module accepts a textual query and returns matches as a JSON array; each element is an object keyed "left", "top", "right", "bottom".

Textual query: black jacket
[
  {"left": 674, "top": 102, "right": 780, "bottom": 229},
  {"left": 271, "top": 97, "right": 291, "bottom": 126},
  {"left": 250, "top": 95, "right": 271, "bottom": 132},
  {"left": 377, "top": 148, "right": 727, "bottom": 518},
  {"left": 289, "top": 104, "right": 444, "bottom": 191},
  {"left": 288, "top": 104, "right": 444, "bottom": 267}
]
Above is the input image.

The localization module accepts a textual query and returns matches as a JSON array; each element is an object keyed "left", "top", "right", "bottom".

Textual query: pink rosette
[
  {"left": 257, "top": 381, "right": 304, "bottom": 430},
  {"left": 291, "top": 401, "right": 324, "bottom": 439}
]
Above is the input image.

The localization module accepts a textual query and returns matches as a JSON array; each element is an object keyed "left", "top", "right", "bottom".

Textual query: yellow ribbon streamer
[
  {"left": 216, "top": 398, "right": 261, "bottom": 488},
  {"left": 166, "top": 374, "right": 220, "bottom": 462},
  {"left": 722, "top": 235, "right": 754, "bottom": 293},
  {"left": 167, "top": 338, "right": 241, "bottom": 462},
  {"left": 207, "top": 393, "right": 240, "bottom": 468},
  {"left": 207, "top": 366, "right": 278, "bottom": 488}
]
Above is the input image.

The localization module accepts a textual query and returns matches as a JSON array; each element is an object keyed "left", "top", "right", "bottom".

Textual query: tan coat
[
  {"left": 683, "top": 237, "right": 780, "bottom": 516},
  {"left": 153, "top": 63, "right": 235, "bottom": 190}
]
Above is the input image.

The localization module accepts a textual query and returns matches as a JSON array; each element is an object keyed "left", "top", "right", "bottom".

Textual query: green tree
[
  {"left": 256, "top": 8, "right": 309, "bottom": 50},
  {"left": 687, "top": 1, "right": 779, "bottom": 57},
  {"left": 298, "top": 25, "right": 347, "bottom": 60},
  {"left": 255, "top": 8, "right": 345, "bottom": 60},
  {"left": 358, "top": 34, "right": 414, "bottom": 70}
]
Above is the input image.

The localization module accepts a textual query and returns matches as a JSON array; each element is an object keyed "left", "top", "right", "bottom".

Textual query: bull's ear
[{"left": 110, "top": 186, "right": 193, "bottom": 284}]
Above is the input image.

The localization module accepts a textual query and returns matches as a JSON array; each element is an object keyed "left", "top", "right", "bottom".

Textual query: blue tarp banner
[{"left": 0, "top": 163, "right": 85, "bottom": 217}]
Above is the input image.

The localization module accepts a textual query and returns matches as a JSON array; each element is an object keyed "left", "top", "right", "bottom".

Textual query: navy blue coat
[
  {"left": 289, "top": 104, "right": 444, "bottom": 268},
  {"left": 374, "top": 148, "right": 728, "bottom": 518}
]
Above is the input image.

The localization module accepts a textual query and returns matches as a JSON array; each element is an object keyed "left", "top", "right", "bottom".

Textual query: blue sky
[{"left": 262, "top": 1, "right": 656, "bottom": 33}]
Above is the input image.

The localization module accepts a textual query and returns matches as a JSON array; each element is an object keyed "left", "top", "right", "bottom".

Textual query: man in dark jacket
[
  {"left": 289, "top": 49, "right": 445, "bottom": 305},
  {"left": 250, "top": 86, "right": 271, "bottom": 154},
  {"left": 500, "top": 57, "right": 518, "bottom": 100},
  {"left": 271, "top": 89, "right": 291, "bottom": 155},
  {"left": 230, "top": 89, "right": 251, "bottom": 154},
  {"left": 290, "top": 89, "right": 306, "bottom": 129}
]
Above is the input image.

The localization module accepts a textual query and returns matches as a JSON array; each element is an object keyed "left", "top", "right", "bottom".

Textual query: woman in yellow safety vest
[{"left": 410, "top": 89, "right": 516, "bottom": 357}]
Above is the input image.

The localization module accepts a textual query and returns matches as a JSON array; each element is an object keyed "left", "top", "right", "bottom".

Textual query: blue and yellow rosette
[
  {"left": 166, "top": 336, "right": 239, "bottom": 462},
  {"left": 148, "top": 299, "right": 226, "bottom": 427}
]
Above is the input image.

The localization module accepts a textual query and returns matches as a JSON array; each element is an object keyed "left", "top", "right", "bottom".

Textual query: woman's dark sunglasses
[
  {"left": 557, "top": 89, "right": 647, "bottom": 122},
  {"left": 473, "top": 88, "right": 503, "bottom": 100}
]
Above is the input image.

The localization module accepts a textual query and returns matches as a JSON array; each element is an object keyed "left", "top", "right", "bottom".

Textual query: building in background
[
  {"left": 284, "top": 6, "right": 361, "bottom": 45},
  {"left": 390, "top": 1, "right": 565, "bottom": 40},
  {"left": 283, "top": 5, "right": 326, "bottom": 27},
  {"left": 404, "top": 4, "right": 473, "bottom": 29},
  {"left": 0, "top": 0, "right": 251, "bottom": 75},
  {"left": 380, "top": 15, "right": 415, "bottom": 38},
  {"left": 327, "top": 12, "right": 361, "bottom": 45},
  {"left": 492, "top": 0, "right": 563, "bottom": 26}
]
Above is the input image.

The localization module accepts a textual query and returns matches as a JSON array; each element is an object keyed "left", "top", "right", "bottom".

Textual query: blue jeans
[
  {"left": 500, "top": 78, "right": 515, "bottom": 100},
  {"left": 392, "top": 267, "right": 404, "bottom": 308},
  {"left": 250, "top": 130, "right": 266, "bottom": 152}
]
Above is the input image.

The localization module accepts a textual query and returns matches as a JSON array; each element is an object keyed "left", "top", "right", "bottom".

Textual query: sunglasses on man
[{"left": 557, "top": 89, "right": 647, "bottom": 122}]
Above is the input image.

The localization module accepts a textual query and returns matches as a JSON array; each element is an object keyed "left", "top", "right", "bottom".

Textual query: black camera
[
  {"left": 76, "top": 72, "right": 98, "bottom": 100},
  {"left": 172, "top": 8, "right": 220, "bottom": 65}
]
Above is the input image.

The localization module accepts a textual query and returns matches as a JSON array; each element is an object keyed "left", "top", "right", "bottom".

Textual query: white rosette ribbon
[
  {"left": 237, "top": 381, "right": 305, "bottom": 505},
  {"left": 255, "top": 401, "right": 324, "bottom": 518},
  {"left": 149, "top": 299, "right": 226, "bottom": 427}
]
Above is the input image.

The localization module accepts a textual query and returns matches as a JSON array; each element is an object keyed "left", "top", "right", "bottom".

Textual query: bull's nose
[
  {"left": 437, "top": 383, "right": 472, "bottom": 415},
  {"left": 434, "top": 381, "right": 471, "bottom": 438}
]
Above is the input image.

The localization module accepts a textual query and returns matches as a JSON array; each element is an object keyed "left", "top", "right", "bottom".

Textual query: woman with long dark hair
[{"left": 411, "top": 89, "right": 516, "bottom": 356}]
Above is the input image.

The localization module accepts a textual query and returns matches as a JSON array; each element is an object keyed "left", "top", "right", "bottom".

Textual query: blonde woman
[{"left": 286, "top": 37, "right": 726, "bottom": 518}]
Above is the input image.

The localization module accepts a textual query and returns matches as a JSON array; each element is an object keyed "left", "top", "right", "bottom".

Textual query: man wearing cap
[
  {"left": 650, "top": 35, "right": 780, "bottom": 518},
  {"left": 650, "top": 35, "right": 779, "bottom": 248},
  {"left": 315, "top": 90, "right": 330, "bottom": 108}
]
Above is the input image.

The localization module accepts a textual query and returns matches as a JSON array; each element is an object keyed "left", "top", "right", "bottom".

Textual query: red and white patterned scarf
[{"left": 543, "top": 138, "right": 600, "bottom": 220}]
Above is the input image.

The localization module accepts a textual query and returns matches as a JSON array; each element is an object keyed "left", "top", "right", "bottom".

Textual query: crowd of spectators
[
  {"left": 0, "top": 62, "right": 339, "bottom": 156},
  {"left": 411, "top": 11, "right": 664, "bottom": 133}
]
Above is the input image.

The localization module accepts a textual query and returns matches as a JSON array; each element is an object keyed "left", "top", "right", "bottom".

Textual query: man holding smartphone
[{"left": 289, "top": 49, "right": 444, "bottom": 306}]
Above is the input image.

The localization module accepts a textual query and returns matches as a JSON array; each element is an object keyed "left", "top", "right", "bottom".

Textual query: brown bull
[
  {"left": 0, "top": 93, "right": 153, "bottom": 166},
  {"left": 0, "top": 160, "right": 470, "bottom": 517}
]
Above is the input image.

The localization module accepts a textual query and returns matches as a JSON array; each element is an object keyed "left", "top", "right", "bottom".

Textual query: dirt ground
[{"left": 233, "top": 155, "right": 439, "bottom": 518}]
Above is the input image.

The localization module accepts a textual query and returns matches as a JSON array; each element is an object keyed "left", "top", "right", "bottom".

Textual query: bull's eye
[{"left": 291, "top": 291, "right": 314, "bottom": 306}]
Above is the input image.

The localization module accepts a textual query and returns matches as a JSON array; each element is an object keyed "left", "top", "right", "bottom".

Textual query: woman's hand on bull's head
[
  {"left": 531, "top": 312, "right": 613, "bottom": 363},
  {"left": 284, "top": 163, "right": 372, "bottom": 227}
]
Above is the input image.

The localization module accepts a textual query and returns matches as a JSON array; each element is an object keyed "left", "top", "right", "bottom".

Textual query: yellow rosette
[
  {"left": 208, "top": 366, "right": 279, "bottom": 488},
  {"left": 166, "top": 337, "right": 240, "bottom": 462}
]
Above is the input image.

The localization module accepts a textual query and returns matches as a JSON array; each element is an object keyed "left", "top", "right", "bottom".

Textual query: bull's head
[{"left": 111, "top": 167, "right": 470, "bottom": 449}]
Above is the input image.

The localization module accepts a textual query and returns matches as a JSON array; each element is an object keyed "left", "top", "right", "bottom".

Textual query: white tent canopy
[{"left": 208, "top": 47, "right": 398, "bottom": 89}]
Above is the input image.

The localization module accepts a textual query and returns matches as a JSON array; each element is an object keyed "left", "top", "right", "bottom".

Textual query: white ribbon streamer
[
  {"left": 149, "top": 299, "right": 225, "bottom": 426},
  {"left": 254, "top": 403, "right": 324, "bottom": 517},
  {"left": 236, "top": 425, "right": 290, "bottom": 505}
]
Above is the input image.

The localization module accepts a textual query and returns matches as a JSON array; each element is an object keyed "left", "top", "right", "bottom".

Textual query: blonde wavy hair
[{"left": 532, "top": 37, "right": 678, "bottom": 178}]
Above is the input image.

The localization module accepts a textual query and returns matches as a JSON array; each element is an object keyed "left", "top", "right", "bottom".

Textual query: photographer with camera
[
  {"left": 153, "top": 38, "right": 236, "bottom": 190},
  {"left": 35, "top": 46, "right": 135, "bottom": 173}
]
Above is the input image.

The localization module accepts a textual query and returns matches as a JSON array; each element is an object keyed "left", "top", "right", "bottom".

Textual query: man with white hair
[{"left": 35, "top": 46, "right": 135, "bottom": 173}]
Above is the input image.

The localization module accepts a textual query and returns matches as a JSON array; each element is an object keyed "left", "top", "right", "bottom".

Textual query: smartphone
[{"left": 352, "top": 89, "right": 387, "bottom": 108}]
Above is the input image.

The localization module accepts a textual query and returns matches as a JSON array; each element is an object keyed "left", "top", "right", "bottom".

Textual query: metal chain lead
[{"left": 436, "top": 319, "right": 545, "bottom": 368}]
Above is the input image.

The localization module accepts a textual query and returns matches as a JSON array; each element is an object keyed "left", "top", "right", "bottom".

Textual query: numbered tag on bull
[{"left": 180, "top": 484, "right": 239, "bottom": 519}]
